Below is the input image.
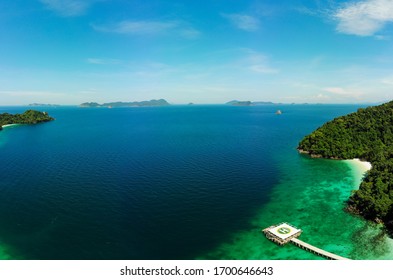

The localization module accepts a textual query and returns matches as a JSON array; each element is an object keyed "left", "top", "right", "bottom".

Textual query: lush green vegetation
[
  {"left": 298, "top": 101, "right": 393, "bottom": 230},
  {"left": 0, "top": 110, "right": 54, "bottom": 130}
]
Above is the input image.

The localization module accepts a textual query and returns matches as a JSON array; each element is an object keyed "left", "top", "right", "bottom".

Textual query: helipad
[
  {"left": 262, "top": 222, "right": 302, "bottom": 245},
  {"left": 267, "top": 223, "right": 301, "bottom": 241}
]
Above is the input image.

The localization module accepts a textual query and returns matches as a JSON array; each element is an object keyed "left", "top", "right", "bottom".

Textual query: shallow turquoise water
[
  {"left": 200, "top": 155, "right": 393, "bottom": 260},
  {"left": 0, "top": 104, "right": 391, "bottom": 259}
]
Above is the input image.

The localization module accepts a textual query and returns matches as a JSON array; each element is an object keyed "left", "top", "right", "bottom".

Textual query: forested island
[
  {"left": 0, "top": 110, "right": 54, "bottom": 130},
  {"left": 297, "top": 100, "right": 393, "bottom": 231},
  {"left": 80, "top": 99, "right": 170, "bottom": 108},
  {"left": 28, "top": 103, "right": 60, "bottom": 107},
  {"left": 226, "top": 100, "right": 279, "bottom": 106}
]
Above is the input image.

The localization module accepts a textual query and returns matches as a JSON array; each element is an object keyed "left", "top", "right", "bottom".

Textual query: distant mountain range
[
  {"left": 80, "top": 99, "right": 170, "bottom": 108},
  {"left": 226, "top": 100, "right": 282, "bottom": 106},
  {"left": 28, "top": 103, "right": 60, "bottom": 107}
]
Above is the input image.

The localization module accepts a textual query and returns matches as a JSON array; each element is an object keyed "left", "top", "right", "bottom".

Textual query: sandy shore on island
[
  {"left": 349, "top": 158, "right": 372, "bottom": 172},
  {"left": 345, "top": 158, "right": 372, "bottom": 189},
  {"left": 1, "top": 124, "right": 19, "bottom": 128}
]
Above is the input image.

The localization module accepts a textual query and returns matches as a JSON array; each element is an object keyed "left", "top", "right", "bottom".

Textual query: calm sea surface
[{"left": 1, "top": 105, "right": 392, "bottom": 260}]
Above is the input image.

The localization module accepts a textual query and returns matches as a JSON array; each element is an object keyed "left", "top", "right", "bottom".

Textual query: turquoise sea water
[{"left": 0, "top": 104, "right": 392, "bottom": 260}]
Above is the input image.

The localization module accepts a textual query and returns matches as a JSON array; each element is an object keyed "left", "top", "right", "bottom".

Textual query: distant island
[
  {"left": 80, "top": 99, "right": 170, "bottom": 108},
  {"left": 226, "top": 100, "right": 280, "bottom": 106},
  {"left": 297, "top": 101, "right": 393, "bottom": 231},
  {"left": 0, "top": 110, "right": 54, "bottom": 130},
  {"left": 28, "top": 103, "right": 60, "bottom": 107}
]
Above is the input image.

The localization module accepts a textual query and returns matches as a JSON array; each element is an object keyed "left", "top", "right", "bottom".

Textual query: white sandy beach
[
  {"left": 345, "top": 158, "right": 372, "bottom": 189},
  {"left": 350, "top": 158, "right": 372, "bottom": 172},
  {"left": 2, "top": 124, "right": 18, "bottom": 128}
]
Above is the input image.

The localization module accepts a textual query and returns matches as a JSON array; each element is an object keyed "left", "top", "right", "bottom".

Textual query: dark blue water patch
[{"left": 0, "top": 105, "right": 363, "bottom": 259}]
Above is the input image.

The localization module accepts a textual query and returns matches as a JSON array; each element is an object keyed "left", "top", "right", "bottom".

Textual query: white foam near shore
[{"left": 345, "top": 158, "right": 372, "bottom": 189}]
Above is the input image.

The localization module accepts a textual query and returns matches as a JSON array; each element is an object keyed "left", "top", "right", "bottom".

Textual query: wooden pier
[
  {"left": 262, "top": 223, "right": 350, "bottom": 260},
  {"left": 290, "top": 238, "right": 348, "bottom": 260}
]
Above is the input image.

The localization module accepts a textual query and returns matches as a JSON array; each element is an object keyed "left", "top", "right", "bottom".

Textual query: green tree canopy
[
  {"left": 298, "top": 101, "right": 393, "bottom": 231},
  {"left": 0, "top": 110, "right": 54, "bottom": 129}
]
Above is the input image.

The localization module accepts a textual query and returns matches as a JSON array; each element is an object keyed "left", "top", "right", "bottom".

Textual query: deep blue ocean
[{"left": 2, "top": 104, "right": 387, "bottom": 260}]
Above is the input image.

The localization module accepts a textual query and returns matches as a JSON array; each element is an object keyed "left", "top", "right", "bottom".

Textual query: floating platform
[{"left": 262, "top": 222, "right": 349, "bottom": 260}]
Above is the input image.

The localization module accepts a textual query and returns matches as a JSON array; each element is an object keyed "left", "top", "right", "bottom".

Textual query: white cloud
[
  {"left": 323, "top": 87, "right": 348, "bottom": 95},
  {"left": 93, "top": 21, "right": 176, "bottom": 34},
  {"left": 86, "top": 58, "right": 121, "bottom": 65},
  {"left": 40, "top": 0, "right": 98, "bottom": 16},
  {"left": 179, "top": 27, "right": 201, "bottom": 39},
  {"left": 334, "top": 0, "right": 393, "bottom": 36},
  {"left": 315, "top": 93, "right": 331, "bottom": 100},
  {"left": 241, "top": 50, "right": 279, "bottom": 74},
  {"left": 131, "top": 62, "right": 179, "bottom": 78},
  {"left": 249, "top": 65, "right": 278, "bottom": 74},
  {"left": 92, "top": 20, "right": 200, "bottom": 38},
  {"left": 323, "top": 87, "right": 363, "bottom": 98},
  {"left": 381, "top": 77, "right": 393, "bottom": 85},
  {"left": 222, "top": 13, "right": 260, "bottom": 31},
  {"left": 374, "top": 35, "right": 390, "bottom": 40},
  {"left": 295, "top": 6, "right": 319, "bottom": 16}
]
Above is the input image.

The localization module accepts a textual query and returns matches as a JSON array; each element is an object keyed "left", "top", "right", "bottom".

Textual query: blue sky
[{"left": 1, "top": 0, "right": 393, "bottom": 105}]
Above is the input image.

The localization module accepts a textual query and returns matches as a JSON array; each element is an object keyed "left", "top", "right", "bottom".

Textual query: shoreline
[
  {"left": 343, "top": 159, "right": 393, "bottom": 253},
  {"left": 348, "top": 158, "right": 372, "bottom": 172},
  {"left": 2, "top": 124, "right": 19, "bottom": 128},
  {"left": 344, "top": 158, "right": 372, "bottom": 190}
]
